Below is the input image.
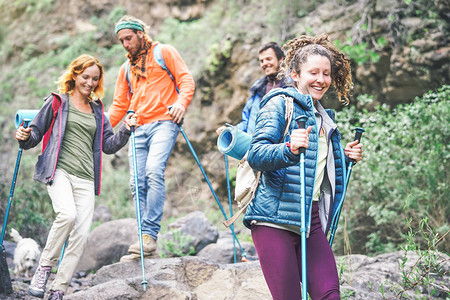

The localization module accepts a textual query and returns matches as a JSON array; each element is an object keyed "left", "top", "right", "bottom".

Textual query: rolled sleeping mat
[
  {"left": 15, "top": 110, "right": 39, "bottom": 129},
  {"left": 217, "top": 126, "right": 252, "bottom": 160}
]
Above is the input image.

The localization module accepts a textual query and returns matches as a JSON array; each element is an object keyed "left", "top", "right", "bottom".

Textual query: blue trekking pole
[
  {"left": 168, "top": 107, "right": 247, "bottom": 261},
  {"left": 127, "top": 110, "right": 148, "bottom": 291},
  {"left": 328, "top": 127, "right": 365, "bottom": 247},
  {"left": 1, "top": 119, "right": 31, "bottom": 245},
  {"left": 57, "top": 238, "right": 68, "bottom": 270},
  {"left": 224, "top": 155, "right": 237, "bottom": 263},
  {"left": 0, "top": 119, "right": 31, "bottom": 294},
  {"left": 296, "top": 115, "right": 308, "bottom": 300}
]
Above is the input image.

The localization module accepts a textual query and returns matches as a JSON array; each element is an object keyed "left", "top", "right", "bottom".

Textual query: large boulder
[{"left": 76, "top": 218, "right": 137, "bottom": 273}]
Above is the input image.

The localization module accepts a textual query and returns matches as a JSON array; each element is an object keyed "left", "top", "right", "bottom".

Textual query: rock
[
  {"left": 66, "top": 256, "right": 271, "bottom": 300},
  {"left": 76, "top": 218, "right": 137, "bottom": 273},
  {"left": 197, "top": 230, "right": 257, "bottom": 263},
  {"left": 5, "top": 247, "right": 449, "bottom": 299},
  {"left": 159, "top": 211, "right": 219, "bottom": 257},
  {"left": 92, "top": 204, "right": 112, "bottom": 223}
]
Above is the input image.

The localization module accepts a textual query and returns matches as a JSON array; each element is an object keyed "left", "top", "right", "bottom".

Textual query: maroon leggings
[{"left": 251, "top": 202, "right": 340, "bottom": 300}]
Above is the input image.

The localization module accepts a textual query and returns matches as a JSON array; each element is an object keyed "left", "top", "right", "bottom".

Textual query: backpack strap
[
  {"left": 153, "top": 43, "right": 180, "bottom": 94},
  {"left": 42, "top": 93, "right": 62, "bottom": 153},
  {"left": 124, "top": 60, "right": 133, "bottom": 100},
  {"left": 223, "top": 95, "right": 294, "bottom": 227}
]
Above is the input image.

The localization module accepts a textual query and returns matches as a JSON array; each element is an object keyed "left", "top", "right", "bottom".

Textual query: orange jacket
[{"left": 108, "top": 42, "right": 195, "bottom": 127}]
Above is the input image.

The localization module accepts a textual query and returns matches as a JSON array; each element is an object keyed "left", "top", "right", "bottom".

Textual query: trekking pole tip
[{"left": 142, "top": 280, "right": 148, "bottom": 291}]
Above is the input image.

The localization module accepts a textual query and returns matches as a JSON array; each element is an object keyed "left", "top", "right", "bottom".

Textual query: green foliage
[
  {"left": 4, "top": 0, "right": 54, "bottom": 13},
  {"left": 205, "top": 39, "right": 233, "bottom": 74},
  {"left": 0, "top": 155, "right": 53, "bottom": 246},
  {"left": 334, "top": 37, "right": 386, "bottom": 65},
  {"left": 369, "top": 216, "right": 448, "bottom": 298},
  {"left": 158, "top": 229, "right": 196, "bottom": 258},
  {"left": 333, "top": 85, "right": 450, "bottom": 255}
]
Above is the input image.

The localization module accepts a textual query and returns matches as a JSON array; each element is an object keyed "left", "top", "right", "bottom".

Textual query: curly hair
[
  {"left": 57, "top": 54, "right": 104, "bottom": 101},
  {"left": 280, "top": 33, "right": 353, "bottom": 105}
]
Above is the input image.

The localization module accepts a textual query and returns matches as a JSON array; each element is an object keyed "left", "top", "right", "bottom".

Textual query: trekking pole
[
  {"left": 224, "top": 155, "right": 237, "bottom": 263},
  {"left": 58, "top": 237, "right": 68, "bottom": 270},
  {"left": 0, "top": 119, "right": 31, "bottom": 294},
  {"left": 127, "top": 110, "right": 148, "bottom": 291},
  {"left": 1, "top": 119, "right": 31, "bottom": 245},
  {"left": 168, "top": 107, "right": 247, "bottom": 261},
  {"left": 328, "top": 127, "right": 365, "bottom": 247},
  {"left": 296, "top": 115, "right": 308, "bottom": 300}
]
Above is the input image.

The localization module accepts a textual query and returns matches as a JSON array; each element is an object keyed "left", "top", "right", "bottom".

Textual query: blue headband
[{"left": 115, "top": 21, "right": 144, "bottom": 34}]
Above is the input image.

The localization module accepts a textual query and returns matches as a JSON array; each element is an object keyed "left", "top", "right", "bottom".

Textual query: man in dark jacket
[{"left": 216, "top": 42, "right": 287, "bottom": 135}]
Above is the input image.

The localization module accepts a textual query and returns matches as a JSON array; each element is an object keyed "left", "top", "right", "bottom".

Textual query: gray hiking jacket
[{"left": 19, "top": 93, "right": 131, "bottom": 195}]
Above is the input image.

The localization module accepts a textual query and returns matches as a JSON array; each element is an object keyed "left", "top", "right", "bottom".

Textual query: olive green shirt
[{"left": 57, "top": 101, "right": 96, "bottom": 181}]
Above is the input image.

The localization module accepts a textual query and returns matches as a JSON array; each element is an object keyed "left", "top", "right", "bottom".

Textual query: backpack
[
  {"left": 124, "top": 43, "right": 179, "bottom": 99},
  {"left": 223, "top": 95, "right": 294, "bottom": 227},
  {"left": 42, "top": 93, "right": 62, "bottom": 153}
]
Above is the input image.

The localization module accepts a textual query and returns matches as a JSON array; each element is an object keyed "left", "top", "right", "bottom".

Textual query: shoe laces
[{"left": 35, "top": 266, "right": 52, "bottom": 288}]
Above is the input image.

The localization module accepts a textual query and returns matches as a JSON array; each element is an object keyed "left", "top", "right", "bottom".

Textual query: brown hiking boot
[
  {"left": 119, "top": 252, "right": 159, "bottom": 262},
  {"left": 128, "top": 234, "right": 157, "bottom": 255}
]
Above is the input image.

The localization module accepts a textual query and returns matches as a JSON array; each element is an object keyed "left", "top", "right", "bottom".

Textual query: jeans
[
  {"left": 128, "top": 121, "right": 178, "bottom": 240},
  {"left": 251, "top": 202, "right": 340, "bottom": 300},
  {"left": 43, "top": 169, "right": 95, "bottom": 293}
]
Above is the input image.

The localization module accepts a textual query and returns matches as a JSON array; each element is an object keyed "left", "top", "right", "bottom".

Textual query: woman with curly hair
[
  {"left": 244, "top": 34, "right": 363, "bottom": 299},
  {"left": 15, "top": 54, "right": 137, "bottom": 300}
]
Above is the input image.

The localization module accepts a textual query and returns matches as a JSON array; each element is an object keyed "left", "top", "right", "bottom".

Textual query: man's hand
[{"left": 168, "top": 103, "right": 185, "bottom": 124}]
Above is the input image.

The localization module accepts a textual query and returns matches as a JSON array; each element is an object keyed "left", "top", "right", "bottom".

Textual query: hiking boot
[
  {"left": 47, "top": 290, "right": 64, "bottom": 300},
  {"left": 128, "top": 234, "right": 157, "bottom": 255},
  {"left": 28, "top": 265, "right": 52, "bottom": 298},
  {"left": 120, "top": 252, "right": 159, "bottom": 262}
]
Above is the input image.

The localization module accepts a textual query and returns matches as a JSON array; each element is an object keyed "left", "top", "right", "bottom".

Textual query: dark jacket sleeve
[
  {"left": 101, "top": 117, "right": 131, "bottom": 154},
  {"left": 19, "top": 95, "right": 54, "bottom": 150}
]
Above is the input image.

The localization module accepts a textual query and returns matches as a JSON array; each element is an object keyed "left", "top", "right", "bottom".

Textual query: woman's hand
[
  {"left": 124, "top": 113, "right": 138, "bottom": 130},
  {"left": 289, "top": 126, "right": 312, "bottom": 155},
  {"left": 15, "top": 126, "right": 31, "bottom": 141},
  {"left": 344, "top": 140, "right": 363, "bottom": 162}
]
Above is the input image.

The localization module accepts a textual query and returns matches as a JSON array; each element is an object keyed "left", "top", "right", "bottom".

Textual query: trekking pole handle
[
  {"left": 354, "top": 127, "right": 365, "bottom": 143},
  {"left": 350, "top": 127, "right": 365, "bottom": 163},
  {"left": 295, "top": 115, "right": 308, "bottom": 155},
  {"left": 167, "top": 105, "right": 184, "bottom": 125},
  {"left": 22, "top": 119, "right": 31, "bottom": 129},
  {"left": 126, "top": 110, "right": 135, "bottom": 132}
]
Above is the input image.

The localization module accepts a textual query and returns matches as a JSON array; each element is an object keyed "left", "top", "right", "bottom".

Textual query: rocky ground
[{"left": 2, "top": 212, "right": 449, "bottom": 299}]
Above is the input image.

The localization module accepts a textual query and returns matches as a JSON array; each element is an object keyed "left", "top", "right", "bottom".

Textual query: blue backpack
[{"left": 124, "top": 43, "right": 179, "bottom": 99}]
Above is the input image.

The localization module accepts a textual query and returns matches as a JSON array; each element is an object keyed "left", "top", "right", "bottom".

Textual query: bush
[{"left": 333, "top": 85, "right": 449, "bottom": 255}]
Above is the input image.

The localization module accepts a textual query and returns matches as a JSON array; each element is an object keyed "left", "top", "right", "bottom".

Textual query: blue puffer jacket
[{"left": 244, "top": 87, "right": 347, "bottom": 236}]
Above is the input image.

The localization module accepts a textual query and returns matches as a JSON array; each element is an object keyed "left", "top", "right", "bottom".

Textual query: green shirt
[{"left": 57, "top": 101, "right": 96, "bottom": 181}]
